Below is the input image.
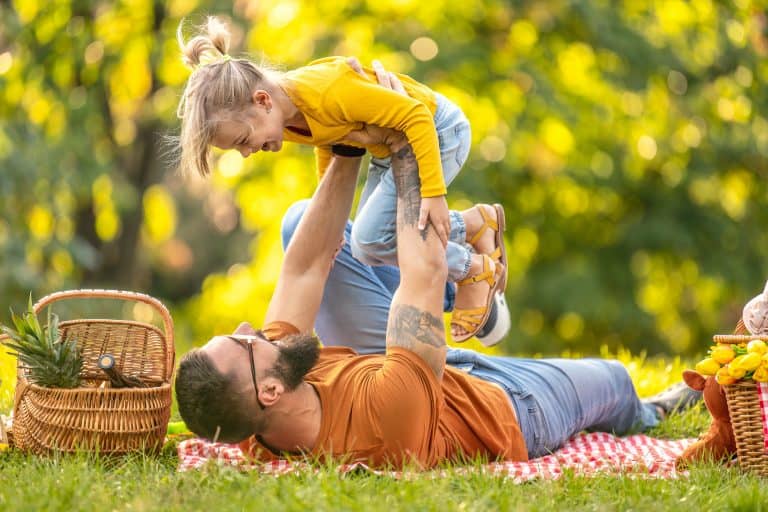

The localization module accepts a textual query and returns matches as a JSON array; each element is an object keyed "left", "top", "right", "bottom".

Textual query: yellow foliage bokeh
[{"left": 143, "top": 185, "right": 178, "bottom": 245}]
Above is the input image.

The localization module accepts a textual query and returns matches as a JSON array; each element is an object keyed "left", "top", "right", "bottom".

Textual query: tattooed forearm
[
  {"left": 387, "top": 303, "right": 446, "bottom": 378},
  {"left": 387, "top": 144, "right": 447, "bottom": 378},
  {"left": 392, "top": 145, "right": 422, "bottom": 230},
  {"left": 387, "top": 304, "right": 445, "bottom": 350}
]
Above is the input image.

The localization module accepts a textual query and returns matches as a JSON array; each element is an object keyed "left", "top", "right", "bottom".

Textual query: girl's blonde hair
[{"left": 176, "top": 17, "right": 273, "bottom": 177}]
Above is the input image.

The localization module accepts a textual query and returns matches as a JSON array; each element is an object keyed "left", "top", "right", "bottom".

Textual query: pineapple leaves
[{"left": 1, "top": 297, "right": 82, "bottom": 388}]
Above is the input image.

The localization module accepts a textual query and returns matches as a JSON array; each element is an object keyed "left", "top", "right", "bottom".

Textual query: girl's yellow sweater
[{"left": 280, "top": 56, "right": 445, "bottom": 198}]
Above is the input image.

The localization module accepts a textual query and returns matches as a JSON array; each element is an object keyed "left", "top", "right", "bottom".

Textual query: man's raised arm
[
  {"left": 385, "top": 145, "right": 448, "bottom": 380},
  {"left": 264, "top": 153, "right": 361, "bottom": 332}
]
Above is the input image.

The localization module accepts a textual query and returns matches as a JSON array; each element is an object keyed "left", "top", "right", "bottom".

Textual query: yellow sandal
[
  {"left": 468, "top": 204, "right": 507, "bottom": 292},
  {"left": 451, "top": 254, "right": 503, "bottom": 342}
]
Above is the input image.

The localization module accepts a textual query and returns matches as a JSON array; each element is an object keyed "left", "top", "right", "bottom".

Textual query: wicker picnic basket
[
  {"left": 713, "top": 319, "right": 768, "bottom": 477},
  {"left": 9, "top": 289, "right": 174, "bottom": 455}
]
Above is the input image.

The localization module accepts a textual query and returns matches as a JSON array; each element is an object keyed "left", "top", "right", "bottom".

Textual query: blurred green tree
[{"left": 0, "top": 0, "right": 766, "bottom": 358}]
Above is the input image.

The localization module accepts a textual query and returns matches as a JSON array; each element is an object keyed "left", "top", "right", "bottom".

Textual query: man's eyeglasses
[{"left": 226, "top": 333, "right": 273, "bottom": 411}]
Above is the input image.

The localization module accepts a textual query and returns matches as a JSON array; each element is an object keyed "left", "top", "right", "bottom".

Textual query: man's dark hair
[{"left": 175, "top": 349, "right": 254, "bottom": 443}]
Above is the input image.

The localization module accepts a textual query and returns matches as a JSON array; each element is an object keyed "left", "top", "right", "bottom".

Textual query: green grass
[
  {"left": 0, "top": 449, "right": 765, "bottom": 511},
  {"left": 1, "top": 348, "right": 766, "bottom": 511}
]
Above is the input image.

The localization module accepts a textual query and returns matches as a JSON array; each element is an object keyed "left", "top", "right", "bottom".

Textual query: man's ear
[
  {"left": 258, "top": 376, "right": 285, "bottom": 407},
  {"left": 234, "top": 322, "right": 257, "bottom": 335}
]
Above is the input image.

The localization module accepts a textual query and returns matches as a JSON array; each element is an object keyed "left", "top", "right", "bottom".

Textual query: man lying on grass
[
  {"left": 176, "top": 148, "right": 699, "bottom": 467},
  {"left": 175, "top": 66, "right": 701, "bottom": 468}
]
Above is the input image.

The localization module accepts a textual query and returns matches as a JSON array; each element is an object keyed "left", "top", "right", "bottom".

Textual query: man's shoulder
[{"left": 263, "top": 320, "right": 301, "bottom": 340}]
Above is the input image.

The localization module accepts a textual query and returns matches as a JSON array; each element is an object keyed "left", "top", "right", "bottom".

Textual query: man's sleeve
[
  {"left": 364, "top": 347, "right": 443, "bottom": 466},
  {"left": 262, "top": 321, "right": 301, "bottom": 341}
]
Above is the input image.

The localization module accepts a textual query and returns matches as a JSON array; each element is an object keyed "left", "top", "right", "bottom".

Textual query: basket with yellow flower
[{"left": 693, "top": 282, "right": 768, "bottom": 476}]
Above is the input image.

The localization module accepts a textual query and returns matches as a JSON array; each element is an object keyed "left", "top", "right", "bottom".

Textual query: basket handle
[
  {"left": 712, "top": 317, "right": 768, "bottom": 344},
  {"left": 33, "top": 289, "right": 175, "bottom": 375}
]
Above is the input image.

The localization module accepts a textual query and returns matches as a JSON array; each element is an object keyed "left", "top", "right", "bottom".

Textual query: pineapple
[{"left": 0, "top": 297, "right": 82, "bottom": 388}]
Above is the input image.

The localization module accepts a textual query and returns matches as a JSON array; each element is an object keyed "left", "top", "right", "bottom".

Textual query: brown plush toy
[{"left": 676, "top": 369, "right": 737, "bottom": 468}]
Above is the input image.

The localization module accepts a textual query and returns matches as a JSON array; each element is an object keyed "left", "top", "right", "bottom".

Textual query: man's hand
[
  {"left": 344, "top": 58, "right": 408, "bottom": 154},
  {"left": 347, "top": 57, "right": 406, "bottom": 94},
  {"left": 344, "top": 124, "right": 407, "bottom": 153},
  {"left": 419, "top": 195, "right": 450, "bottom": 247}
]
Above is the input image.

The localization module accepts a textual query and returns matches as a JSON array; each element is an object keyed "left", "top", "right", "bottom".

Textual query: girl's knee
[
  {"left": 350, "top": 223, "right": 396, "bottom": 265},
  {"left": 349, "top": 236, "right": 379, "bottom": 266},
  {"left": 281, "top": 199, "right": 311, "bottom": 249}
]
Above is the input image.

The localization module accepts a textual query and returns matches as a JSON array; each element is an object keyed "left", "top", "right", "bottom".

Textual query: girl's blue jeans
[
  {"left": 281, "top": 200, "right": 660, "bottom": 459},
  {"left": 351, "top": 93, "right": 473, "bottom": 282}
]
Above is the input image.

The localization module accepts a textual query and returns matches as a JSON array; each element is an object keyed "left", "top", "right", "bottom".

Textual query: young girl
[{"left": 176, "top": 17, "right": 507, "bottom": 342}]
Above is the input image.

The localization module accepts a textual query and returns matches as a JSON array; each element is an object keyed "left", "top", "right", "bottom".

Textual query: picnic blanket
[{"left": 177, "top": 432, "right": 697, "bottom": 482}]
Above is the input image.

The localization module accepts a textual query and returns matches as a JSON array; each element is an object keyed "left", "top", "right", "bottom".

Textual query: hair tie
[{"left": 197, "top": 53, "right": 233, "bottom": 68}]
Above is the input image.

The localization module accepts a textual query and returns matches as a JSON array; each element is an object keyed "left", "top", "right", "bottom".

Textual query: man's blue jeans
[{"left": 281, "top": 200, "right": 660, "bottom": 458}]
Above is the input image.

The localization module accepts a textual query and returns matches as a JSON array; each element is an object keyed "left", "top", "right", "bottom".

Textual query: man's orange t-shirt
[{"left": 240, "top": 322, "right": 527, "bottom": 468}]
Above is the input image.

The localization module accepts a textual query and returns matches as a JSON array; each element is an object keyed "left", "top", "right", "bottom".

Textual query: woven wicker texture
[
  {"left": 11, "top": 289, "right": 174, "bottom": 455},
  {"left": 713, "top": 319, "right": 768, "bottom": 477}
]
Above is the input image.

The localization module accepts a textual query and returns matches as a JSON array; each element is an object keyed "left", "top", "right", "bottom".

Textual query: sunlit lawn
[{"left": 1, "top": 347, "right": 766, "bottom": 511}]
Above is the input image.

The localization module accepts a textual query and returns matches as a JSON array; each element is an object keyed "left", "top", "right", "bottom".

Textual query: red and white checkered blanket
[
  {"left": 759, "top": 382, "right": 768, "bottom": 453},
  {"left": 177, "top": 432, "right": 697, "bottom": 482}
]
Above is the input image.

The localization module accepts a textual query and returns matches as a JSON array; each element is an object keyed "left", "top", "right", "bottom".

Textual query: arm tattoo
[
  {"left": 387, "top": 304, "right": 445, "bottom": 351},
  {"left": 387, "top": 148, "right": 446, "bottom": 378},
  {"left": 392, "top": 145, "right": 422, "bottom": 232}
]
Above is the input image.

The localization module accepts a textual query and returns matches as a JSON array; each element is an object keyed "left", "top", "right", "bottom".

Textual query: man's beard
[{"left": 268, "top": 333, "right": 320, "bottom": 390}]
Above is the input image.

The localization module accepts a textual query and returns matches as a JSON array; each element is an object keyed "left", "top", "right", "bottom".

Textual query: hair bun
[{"left": 177, "top": 16, "right": 232, "bottom": 69}]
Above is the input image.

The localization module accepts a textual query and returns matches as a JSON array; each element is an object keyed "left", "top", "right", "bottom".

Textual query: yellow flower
[
  {"left": 711, "top": 344, "right": 736, "bottom": 364},
  {"left": 728, "top": 362, "right": 747, "bottom": 379},
  {"left": 716, "top": 366, "right": 738, "bottom": 385},
  {"left": 695, "top": 358, "right": 721, "bottom": 376},
  {"left": 753, "top": 365, "right": 768, "bottom": 383},
  {"left": 731, "top": 353, "right": 762, "bottom": 373},
  {"left": 747, "top": 339, "right": 768, "bottom": 355}
]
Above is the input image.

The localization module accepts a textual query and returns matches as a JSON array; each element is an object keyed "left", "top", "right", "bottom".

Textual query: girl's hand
[{"left": 419, "top": 195, "right": 450, "bottom": 247}]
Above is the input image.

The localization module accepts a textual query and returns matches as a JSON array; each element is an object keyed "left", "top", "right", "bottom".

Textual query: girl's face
[{"left": 211, "top": 91, "right": 285, "bottom": 158}]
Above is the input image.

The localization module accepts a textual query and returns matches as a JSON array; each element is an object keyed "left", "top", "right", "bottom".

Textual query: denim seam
[
  {"left": 449, "top": 210, "right": 466, "bottom": 245},
  {"left": 457, "top": 254, "right": 472, "bottom": 281}
]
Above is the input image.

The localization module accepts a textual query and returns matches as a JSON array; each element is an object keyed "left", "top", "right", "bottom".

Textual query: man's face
[{"left": 203, "top": 323, "right": 319, "bottom": 407}]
